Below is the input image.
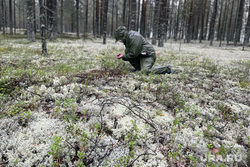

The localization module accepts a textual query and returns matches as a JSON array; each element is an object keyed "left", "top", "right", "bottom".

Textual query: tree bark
[
  {"left": 60, "top": 0, "right": 63, "bottom": 35},
  {"left": 84, "top": 0, "right": 88, "bottom": 38},
  {"left": 111, "top": 0, "right": 114, "bottom": 35},
  {"left": 234, "top": 0, "right": 245, "bottom": 46},
  {"left": 186, "top": 0, "right": 194, "bottom": 43},
  {"left": 199, "top": 0, "right": 207, "bottom": 42},
  {"left": 27, "top": 0, "right": 35, "bottom": 42},
  {"left": 39, "top": 0, "right": 47, "bottom": 55},
  {"left": 1, "top": 0, "right": 5, "bottom": 35},
  {"left": 122, "top": 0, "right": 126, "bottom": 26},
  {"left": 243, "top": 5, "right": 250, "bottom": 50},
  {"left": 152, "top": 0, "right": 159, "bottom": 45},
  {"left": 140, "top": 0, "right": 147, "bottom": 37},
  {"left": 209, "top": 0, "right": 218, "bottom": 46},
  {"left": 130, "top": 0, "right": 136, "bottom": 31},
  {"left": 9, "top": 0, "right": 13, "bottom": 34},
  {"left": 96, "top": 0, "right": 99, "bottom": 36},
  {"left": 158, "top": 0, "right": 167, "bottom": 47},
  {"left": 102, "top": 0, "right": 108, "bottom": 44},
  {"left": 76, "top": 0, "right": 79, "bottom": 38}
]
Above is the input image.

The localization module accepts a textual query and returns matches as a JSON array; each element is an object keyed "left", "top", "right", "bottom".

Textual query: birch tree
[{"left": 243, "top": 5, "right": 250, "bottom": 50}]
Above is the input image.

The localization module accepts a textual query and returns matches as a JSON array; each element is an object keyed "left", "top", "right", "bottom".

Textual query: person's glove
[{"left": 116, "top": 53, "right": 123, "bottom": 59}]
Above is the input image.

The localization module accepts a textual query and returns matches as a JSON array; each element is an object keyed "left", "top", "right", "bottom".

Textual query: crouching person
[{"left": 114, "top": 26, "right": 173, "bottom": 74}]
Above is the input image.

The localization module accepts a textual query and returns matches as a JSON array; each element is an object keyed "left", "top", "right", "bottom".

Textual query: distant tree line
[{"left": 0, "top": 0, "right": 250, "bottom": 49}]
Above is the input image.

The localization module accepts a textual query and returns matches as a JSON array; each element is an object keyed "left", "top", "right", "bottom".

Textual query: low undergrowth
[{"left": 0, "top": 38, "right": 249, "bottom": 167}]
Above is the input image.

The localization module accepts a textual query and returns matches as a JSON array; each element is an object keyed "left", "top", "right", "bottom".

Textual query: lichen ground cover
[{"left": 0, "top": 37, "right": 249, "bottom": 167}]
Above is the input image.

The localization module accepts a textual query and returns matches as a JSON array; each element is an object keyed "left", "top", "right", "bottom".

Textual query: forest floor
[{"left": 0, "top": 35, "right": 249, "bottom": 167}]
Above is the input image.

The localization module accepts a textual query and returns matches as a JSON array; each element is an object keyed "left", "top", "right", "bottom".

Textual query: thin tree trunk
[
  {"left": 9, "top": 0, "right": 13, "bottom": 34},
  {"left": 234, "top": 0, "right": 245, "bottom": 46},
  {"left": 187, "top": 0, "right": 194, "bottom": 43},
  {"left": 174, "top": 0, "right": 181, "bottom": 40},
  {"left": 137, "top": 0, "right": 140, "bottom": 31},
  {"left": 199, "top": 0, "right": 207, "bottom": 42},
  {"left": 100, "top": 0, "right": 104, "bottom": 37},
  {"left": 1, "top": 0, "right": 5, "bottom": 35},
  {"left": 158, "top": 0, "right": 167, "bottom": 47},
  {"left": 27, "top": 0, "right": 35, "bottom": 42},
  {"left": 33, "top": 0, "right": 36, "bottom": 34},
  {"left": 204, "top": 0, "right": 211, "bottom": 40},
  {"left": 140, "top": 0, "right": 147, "bottom": 37},
  {"left": 217, "top": 0, "right": 224, "bottom": 41},
  {"left": 60, "top": 0, "right": 63, "bottom": 35},
  {"left": 93, "top": 0, "right": 96, "bottom": 38},
  {"left": 243, "top": 5, "right": 250, "bottom": 50},
  {"left": 152, "top": 0, "right": 159, "bottom": 45},
  {"left": 14, "top": 0, "right": 16, "bottom": 34},
  {"left": 227, "top": 0, "right": 234, "bottom": 44},
  {"left": 84, "top": 0, "right": 88, "bottom": 38},
  {"left": 130, "top": 0, "right": 136, "bottom": 31},
  {"left": 96, "top": 0, "right": 99, "bottom": 36},
  {"left": 209, "top": 0, "right": 218, "bottom": 46},
  {"left": 122, "top": 0, "right": 126, "bottom": 26},
  {"left": 102, "top": 0, "right": 108, "bottom": 44},
  {"left": 76, "top": 0, "right": 79, "bottom": 38},
  {"left": 39, "top": 0, "right": 47, "bottom": 55},
  {"left": 115, "top": 1, "right": 118, "bottom": 30},
  {"left": 111, "top": 0, "right": 114, "bottom": 35}
]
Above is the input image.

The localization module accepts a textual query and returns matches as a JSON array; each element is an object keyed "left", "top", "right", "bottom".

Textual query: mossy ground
[{"left": 0, "top": 35, "right": 249, "bottom": 167}]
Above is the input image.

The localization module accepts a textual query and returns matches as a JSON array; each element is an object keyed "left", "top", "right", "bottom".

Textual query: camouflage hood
[{"left": 114, "top": 26, "right": 127, "bottom": 42}]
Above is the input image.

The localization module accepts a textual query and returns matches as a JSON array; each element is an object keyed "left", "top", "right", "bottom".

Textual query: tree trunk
[
  {"left": 174, "top": 0, "right": 181, "bottom": 40},
  {"left": 217, "top": 0, "right": 224, "bottom": 41},
  {"left": 158, "top": 0, "right": 167, "bottom": 47},
  {"left": 39, "top": 0, "right": 47, "bottom": 55},
  {"left": 130, "top": 0, "right": 136, "bottom": 31},
  {"left": 14, "top": 0, "right": 16, "bottom": 34},
  {"left": 115, "top": 1, "right": 118, "bottom": 30},
  {"left": 96, "top": 0, "right": 99, "bottom": 36},
  {"left": 227, "top": 0, "right": 234, "bottom": 44},
  {"left": 47, "top": 0, "right": 54, "bottom": 40},
  {"left": 93, "top": 0, "right": 96, "bottom": 38},
  {"left": 152, "top": 0, "right": 159, "bottom": 45},
  {"left": 33, "top": 0, "right": 36, "bottom": 34},
  {"left": 209, "top": 0, "right": 218, "bottom": 46},
  {"left": 84, "top": 0, "right": 88, "bottom": 38},
  {"left": 204, "top": 0, "right": 211, "bottom": 40},
  {"left": 1, "top": 0, "right": 5, "bottom": 35},
  {"left": 111, "top": 0, "right": 114, "bottom": 35},
  {"left": 76, "top": 0, "right": 79, "bottom": 38},
  {"left": 137, "top": 0, "right": 140, "bottom": 31},
  {"left": 27, "top": 0, "right": 35, "bottom": 42},
  {"left": 242, "top": 5, "right": 250, "bottom": 50},
  {"left": 186, "top": 0, "right": 194, "bottom": 43},
  {"left": 100, "top": 0, "right": 104, "bottom": 37},
  {"left": 102, "top": 0, "right": 108, "bottom": 44},
  {"left": 60, "top": 0, "right": 63, "bottom": 35},
  {"left": 234, "top": 0, "right": 245, "bottom": 46},
  {"left": 199, "top": 0, "right": 207, "bottom": 42},
  {"left": 122, "top": 0, "right": 126, "bottom": 26},
  {"left": 9, "top": 0, "right": 13, "bottom": 34},
  {"left": 140, "top": 0, "right": 147, "bottom": 37}
]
